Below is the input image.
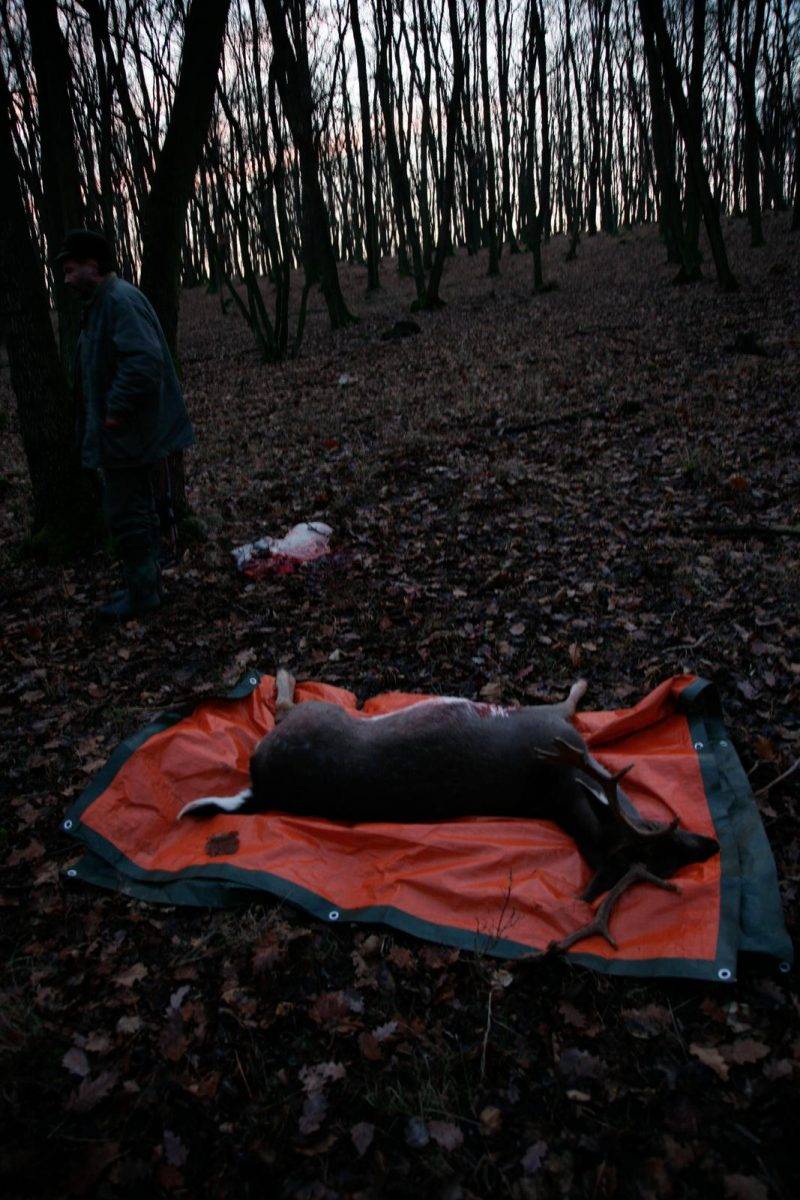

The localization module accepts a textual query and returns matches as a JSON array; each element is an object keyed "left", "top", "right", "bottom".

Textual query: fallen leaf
[
  {"left": 67, "top": 1070, "right": 119, "bottom": 1113},
  {"left": 114, "top": 962, "right": 148, "bottom": 987},
  {"left": 622, "top": 1004, "right": 671, "bottom": 1039},
  {"left": 351, "top": 1121, "right": 374, "bottom": 1156},
  {"left": 723, "top": 1175, "right": 769, "bottom": 1200},
  {"left": 690, "top": 1043, "right": 730, "bottom": 1080},
  {"left": 159, "top": 1011, "right": 187, "bottom": 1063},
  {"left": 85, "top": 1031, "right": 112, "bottom": 1054},
  {"left": 299, "top": 1061, "right": 346, "bottom": 1093},
  {"left": 298, "top": 1091, "right": 328, "bottom": 1136},
  {"left": 116, "top": 1015, "right": 143, "bottom": 1035},
  {"left": 522, "top": 1140, "right": 548, "bottom": 1174},
  {"left": 405, "top": 1116, "right": 430, "bottom": 1148},
  {"left": 428, "top": 1120, "right": 463, "bottom": 1151},
  {"left": 163, "top": 1129, "right": 188, "bottom": 1167},
  {"left": 722, "top": 1039, "right": 770, "bottom": 1065},
  {"left": 558, "top": 1047, "right": 603, "bottom": 1082},
  {"left": 62, "top": 1046, "right": 90, "bottom": 1077},
  {"left": 6, "top": 839, "right": 45, "bottom": 867},
  {"left": 479, "top": 1106, "right": 503, "bottom": 1135},
  {"left": 359, "top": 1032, "right": 382, "bottom": 1061}
]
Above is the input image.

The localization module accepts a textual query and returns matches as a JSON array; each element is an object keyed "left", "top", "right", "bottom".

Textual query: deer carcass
[{"left": 178, "top": 671, "right": 719, "bottom": 950}]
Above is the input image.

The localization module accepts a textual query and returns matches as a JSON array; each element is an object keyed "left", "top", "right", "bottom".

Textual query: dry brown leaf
[
  {"left": 479, "top": 1105, "right": 503, "bottom": 1135},
  {"left": 723, "top": 1174, "right": 769, "bottom": 1200},
  {"left": 67, "top": 1069, "right": 119, "bottom": 1113},
  {"left": 350, "top": 1121, "right": 374, "bottom": 1156},
  {"left": 689, "top": 1043, "right": 730, "bottom": 1080},
  {"left": 62, "top": 1046, "right": 90, "bottom": 1077},
  {"left": 114, "top": 962, "right": 148, "bottom": 987},
  {"left": 428, "top": 1120, "right": 463, "bottom": 1151},
  {"left": 722, "top": 1039, "right": 770, "bottom": 1065}
]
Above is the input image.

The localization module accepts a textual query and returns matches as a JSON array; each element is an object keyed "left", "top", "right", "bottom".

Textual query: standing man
[{"left": 55, "top": 229, "right": 194, "bottom": 618}]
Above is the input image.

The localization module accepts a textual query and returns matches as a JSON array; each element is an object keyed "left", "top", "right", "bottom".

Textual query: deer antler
[
  {"left": 535, "top": 737, "right": 686, "bottom": 946},
  {"left": 538, "top": 737, "right": 680, "bottom": 846},
  {"left": 548, "top": 864, "right": 680, "bottom": 953}
]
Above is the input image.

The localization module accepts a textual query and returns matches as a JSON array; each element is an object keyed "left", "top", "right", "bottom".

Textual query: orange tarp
[{"left": 74, "top": 675, "right": 722, "bottom": 963}]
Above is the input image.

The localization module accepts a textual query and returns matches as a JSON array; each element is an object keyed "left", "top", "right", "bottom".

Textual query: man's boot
[{"left": 100, "top": 549, "right": 161, "bottom": 619}]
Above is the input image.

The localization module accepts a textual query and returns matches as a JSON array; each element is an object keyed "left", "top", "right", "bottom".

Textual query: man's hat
[{"left": 53, "top": 229, "right": 114, "bottom": 271}]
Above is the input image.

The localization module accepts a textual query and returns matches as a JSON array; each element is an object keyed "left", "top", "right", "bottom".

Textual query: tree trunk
[
  {"left": 478, "top": 0, "right": 499, "bottom": 274},
  {"left": 350, "top": 0, "right": 380, "bottom": 290},
  {"left": 640, "top": 2, "right": 686, "bottom": 266},
  {"left": 494, "top": 0, "right": 517, "bottom": 252},
  {"left": 640, "top": 0, "right": 738, "bottom": 290},
  {"left": 424, "top": 0, "right": 465, "bottom": 308},
  {"left": 683, "top": 0, "right": 706, "bottom": 276},
  {"left": 0, "top": 67, "right": 94, "bottom": 550},
  {"left": 375, "top": 0, "right": 425, "bottom": 298},
  {"left": 22, "top": 0, "right": 84, "bottom": 373},
  {"left": 531, "top": 1, "right": 551, "bottom": 239},
  {"left": 139, "top": 0, "right": 232, "bottom": 356},
  {"left": 263, "top": 0, "right": 356, "bottom": 328},
  {"left": 742, "top": 0, "right": 767, "bottom": 246}
]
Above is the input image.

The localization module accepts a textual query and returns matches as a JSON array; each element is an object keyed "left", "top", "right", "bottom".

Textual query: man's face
[{"left": 62, "top": 257, "right": 103, "bottom": 295}]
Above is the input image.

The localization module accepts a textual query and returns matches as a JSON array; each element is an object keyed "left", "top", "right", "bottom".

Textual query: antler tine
[
  {"left": 538, "top": 737, "right": 682, "bottom": 844},
  {"left": 549, "top": 864, "right": 680, "bottom": 953},
  {"left": 576, "top": 778, "right": 679, "bottom": 844},
  {"left": 538, "top": 739, "right": 639, "bottom": 831}
]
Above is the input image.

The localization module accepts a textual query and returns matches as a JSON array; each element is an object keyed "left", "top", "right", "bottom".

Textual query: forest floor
[{"left": 1, "top": 215, "right": 799, "bottom": 1200}]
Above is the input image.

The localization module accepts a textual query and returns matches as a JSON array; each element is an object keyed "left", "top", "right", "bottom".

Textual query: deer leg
[
  {"left": 274, "top": 668, "right": 297, "bottom": 724},
  {"left": 549, "top": 864, "right": 680, "bottom": 953}
]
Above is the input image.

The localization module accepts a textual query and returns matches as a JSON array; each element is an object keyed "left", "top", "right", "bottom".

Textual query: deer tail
[
  {"left": 564, "top": 679, "right": 588, "bottom": 717},
  {"left": 177, "top": 787, "right": 252, "bottom": 820}
]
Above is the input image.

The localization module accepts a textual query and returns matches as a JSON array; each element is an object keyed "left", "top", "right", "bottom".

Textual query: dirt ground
[{"left": 1, "top": 217, "right": 798, "bottom": 1199}]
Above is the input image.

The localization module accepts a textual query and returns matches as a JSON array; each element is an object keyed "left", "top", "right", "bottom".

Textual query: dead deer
[{"left": 178, "top": 671, "right": 719, "bottom": 951}]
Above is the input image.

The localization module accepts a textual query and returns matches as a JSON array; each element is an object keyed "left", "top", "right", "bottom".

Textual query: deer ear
[{"left": 578, "top": 779, "right": 616, "bottom": 826}]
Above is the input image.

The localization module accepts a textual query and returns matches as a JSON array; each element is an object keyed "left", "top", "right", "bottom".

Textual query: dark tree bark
[
  {"left": 564, "top": 0, "right": 584, "bottom": 259},
  {"left": 524, "top": 0, "right": 546, "bottom": 289},
  {"left": 79, "top": 0, "right": 115, "bottom": 243},
  {"left": 530, "top": 0, "right": 551, "bottom": 239},
  {"left": 375, "top": 0, "right": 425, "bottom": 296},
  {"left": 640, "top": 0, "right": 738, "bottom": 290},
  {"left": 350, "top": 0, "right": 380, "bottom": 290},
  {"left": 478, "top": 0, "right": 499, "bottom": 274},
  {"left": 639, "top": 0, "right": 686, "bottom": 266},
  {"left": 683, "top": 0, "right": 707, "bottom": 275},
  {"left": 22, "top": 0, "right": 84, "bottom": 371},
  {"left": 600, "top": 0, "right": 617, "bottom": 233},
  {"left": 424, "top": 0, "right": 465, "bottom": 308},
  {"left": 494, "top": 0, "right": 517, "bottom": 252},
  {"left": 0, "top": 68, "right": 93, "bottom": 548},
  {"left": 719, "top": 0, "right": 767, "bottom": 246},
  {"left": 139, "top": 0, "right": 231, "bottom": 356},
  {"left": 263, "top": 0, "right": 356, "bottom": 327}
]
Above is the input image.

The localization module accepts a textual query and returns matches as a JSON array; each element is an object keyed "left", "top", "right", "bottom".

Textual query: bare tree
[{"left": 0, "top": 67, "right": 94, "bottom": 550}]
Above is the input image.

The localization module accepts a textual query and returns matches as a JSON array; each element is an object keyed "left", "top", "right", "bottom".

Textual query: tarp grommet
[
  {"left": 66, "top": 869, "right": 78, "bottom": 878},
  {"left": 778, "top": 962, "right": 791, "bottom": 974},
  {"left": 694, "top": 741, "right": 704, "bottom": 751},
  {"left": 328, "top": 910, "right": 340, "bottom": 921},
  {"left": 717, "top": 967, "right": 732, "bottom": 981},
  {"left": 249, "top": 676, "right": 258, "bottom": 686},
  {"left": 63, "top": 819, "right": 73, "bottom": 831}
]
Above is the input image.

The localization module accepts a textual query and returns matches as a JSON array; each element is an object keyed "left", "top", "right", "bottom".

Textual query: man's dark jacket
[{"left": 77, "top": 275, "right": 194, "bottom": 468}]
